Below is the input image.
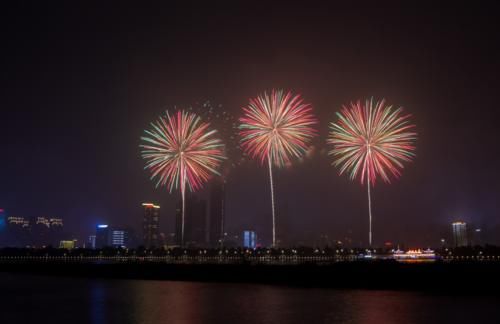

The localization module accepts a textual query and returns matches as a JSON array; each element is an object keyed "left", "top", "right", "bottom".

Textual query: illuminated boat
[{"left": 393, "top": 248, "right": 436, "bottom": 262}]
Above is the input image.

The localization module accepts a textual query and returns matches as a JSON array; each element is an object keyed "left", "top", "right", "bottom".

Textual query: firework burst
[
  {"left": 239, "top": 89, "right": 317, "bottom": 246},
  {"left": 327, "top": 98, "right": 417, "bottom": 245},
  {"left": 140, "top": 110, "right": 225, "bottom": 245},
  {"left": 239, "top": 90, "right": 317, "bottom": 167}
]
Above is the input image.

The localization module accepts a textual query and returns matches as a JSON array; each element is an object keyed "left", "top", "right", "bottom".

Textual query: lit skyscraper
[
  {"left": 36, "top": 217, "right": 50, "bottom": 227},
  {"left": 110, "top": 228, "right": 130, "bottom": 248},
  {"left": 49, "top": 218, "right": 64, "bottom": 246},
  {"left": 452, "top": 221, "right": 468, "bottom": 247},
  {"left": 0, "top": 209, "right": 6, "bottom": 246},
  {"left": 33, "top": 217, "right": 50, "bottom": 247},
  {"left": 95, "top": 224, "right": 110, "bottom": 248},
  {"left": 88, "top": 235, "right": 96, "bottom": 249},
  {"left": 243, "top": 230, "right": 257, "bottom": 248},
  {"left": 6, "top": 216, "right": 30, "bottom": 247},
  {"left": 0, "top": 209, "right": 6, "bottom": 231},
  {"left": 472, "top": 228, "right": 483, "bottom": 246},
  {"left": 142, "top": 203, "right": 160, "bottom": 248}
]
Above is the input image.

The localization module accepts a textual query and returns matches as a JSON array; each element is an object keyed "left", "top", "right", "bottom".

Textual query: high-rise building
[
  {"left": 33, "top": 217, "right": 50, "bottom": 247},
  {"left": 0, "top": 213, "right": 63, "bottom": 247},
  {"left": 36, "top": 217, "right": 50, "bottom": 227},
  {"left": 95, "top": 224, "right": 110, "bottom": 248},
  {"left": 7, "top": 216, "right": 25, "bottom": 226},
  {"left": 452, "top": 221, "right": 468, "bottom": 247},
  {"left": 175, "top": 195, "right": 207, "bottom": 246},
  {"left": 142, "top": 203, "right": 160, "bottom": 248},
  {"left": 50, "top": 218, "right": 63, "bottom": 226},
  {"left": 49, "top": 218, "right": 64, "bottom": 246},
  {"left": 88, "top": 235, "right": 96, "bottom": 249},
  {"left": 0, "top": 209, "right": 6, "bottom": 230},
  {"left": 472, "top": 228, "right": 483, "bottom": 246},
  {"left": 93, "top": 225, "right": 133, "bottom": 249},
  {"left": 0, "top": 209, "right": 6, "bottom": 246},
  {"left": 6, "top": 216, "right": 30, "bottom": 247},
  {"left": 110, "top": 228, "right": 130, "bottom": 248},
  {"left": 22, "top": 219, "right": 30, "bottom": 231},
  {"left": 243, "top": 230, "right": 257, "bottom": 248},
  {"left": 208, "top": 180, "right": 225, "bottom": 247}
]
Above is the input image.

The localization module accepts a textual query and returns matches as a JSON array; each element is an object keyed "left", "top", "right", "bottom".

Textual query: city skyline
[
  {"left": 0, "top": 199, "right": 493, "bottom": 249},
  {"left": 0, "top": 154, "right": 498, "bottom": 247}
]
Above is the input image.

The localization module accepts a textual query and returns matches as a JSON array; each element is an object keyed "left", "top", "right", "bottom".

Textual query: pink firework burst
[
  {"left": 239, "top": 89, "right": 318, "bottom": 167},
  {"left": 328, "top": 98, "right": 417, "bottom": 186}
]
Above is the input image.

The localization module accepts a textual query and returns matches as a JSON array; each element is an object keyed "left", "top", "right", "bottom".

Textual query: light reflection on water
[{"left": 0, "top": 273, "right": 498, "bottom": 324}]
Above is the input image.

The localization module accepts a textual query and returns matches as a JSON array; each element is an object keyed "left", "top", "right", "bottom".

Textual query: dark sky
[{"left": 2, "top": 2, "right": 500, "bottom": 246}]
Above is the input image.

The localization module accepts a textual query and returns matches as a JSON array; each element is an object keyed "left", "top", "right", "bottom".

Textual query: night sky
[{"left": 2, "top": 2, "right": 500, "bottom": 246}]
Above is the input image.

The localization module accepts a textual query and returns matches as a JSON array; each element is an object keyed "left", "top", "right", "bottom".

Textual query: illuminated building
[
  {"left": 209, "top": 179, "right": 226, "bottom": 247},
  {"left": 22, "top": 219, "right": 30, "bottom": 230},
  {"left": 8, "top": 216, "right": 25, "bottom": 225},
  {"left": 175, "top": 195, "right": 207, "bottom": 246},
  {"left": 142, "top": 203, "right": 160, "bottom": 248},
  {"left": 6, "top": 216, "right": 30, "bottom": 247},
  {"left": 0, "top": 209, "right": 6, "bottom": 246},
  {"left": 33, "top": 217, "right": 50, "bottom": 246},
  {"left": 1, "top": 213, "right": 64, "bottom": 247},
  {"left": 0, "top": 209, "right": 6, "bottom": 231},
  {"left": 88, "top": 235, "right": 96, "bottom": 249},
  {"left": 94, "top": 225, "right": 134, "bottom": 248},
  {"left": 95, "top": 224, "right": 110, "bottom": 248},
  {"left": 452, "top": 221, "right": 468, "bottom": 247},
  {"left": 50, "top": 218, "right": 63, "bottom": 227},
  {"left": 243, "top": 230, "right": 257, "bottom": 248},
  {"left": 59, "top": 240, "right": 77, "bottom": 249},
  {"left": 36, "top": 217, "right": 50, "bottom": 226},
  {"left": 110, "top": 228, "right": 131, "bottom": 248},
  {"left": 472, "top": 228, "right": 483, "bottom": 246},
  {"left": 49, "top": 218, "right": 64, "bottom": 246}
]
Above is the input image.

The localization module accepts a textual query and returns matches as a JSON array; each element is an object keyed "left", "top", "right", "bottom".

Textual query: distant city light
[
  {"left": 97, "top": 224, "right": 108, "bottom": 228},
  {"left": 452, "top": 221, "right": 468, "bottom": 247},
  {"left": 243, "top": 230, "right": 257, "bottom": 249},
  {"left": 393, "top": 248, "right": 436, "bottom": 262},
  {"left": 142, "top": 202, "right": 160, "bottom": 209},
  {"left": 59, "top": 240, "right": 77, "bottom": 249}
]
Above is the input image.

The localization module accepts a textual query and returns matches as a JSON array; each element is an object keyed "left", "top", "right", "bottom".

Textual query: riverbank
[{"left": 1, "top": 259, "right": 499, "bottom": 293}]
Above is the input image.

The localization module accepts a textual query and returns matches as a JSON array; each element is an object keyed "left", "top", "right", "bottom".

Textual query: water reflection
[
  {"left": 90, "top": 281, "right": 106, "bottom": 324},
  {"left": 0, "top": 274, "right": 498, "bottom": 324}
]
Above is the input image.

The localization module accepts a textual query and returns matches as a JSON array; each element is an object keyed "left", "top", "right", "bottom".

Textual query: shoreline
[{"left": 1, "top": 260, "right": 499, "bottom": 293}]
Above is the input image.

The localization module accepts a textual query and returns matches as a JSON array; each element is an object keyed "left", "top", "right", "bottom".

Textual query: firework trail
[
  {"left": 327, "top": 98, "right": 417, "bottom": 246},
  {"left": 239, "top": 89, "right": 317, "bottom": 246},
  {"left": 140, "top": 110, "right": 225, "bottom": 246}
]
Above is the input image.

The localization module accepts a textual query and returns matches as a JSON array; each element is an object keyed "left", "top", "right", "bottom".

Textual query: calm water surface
[{"left": 0, "top": 273, "right": 498, "bottom": 324}]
